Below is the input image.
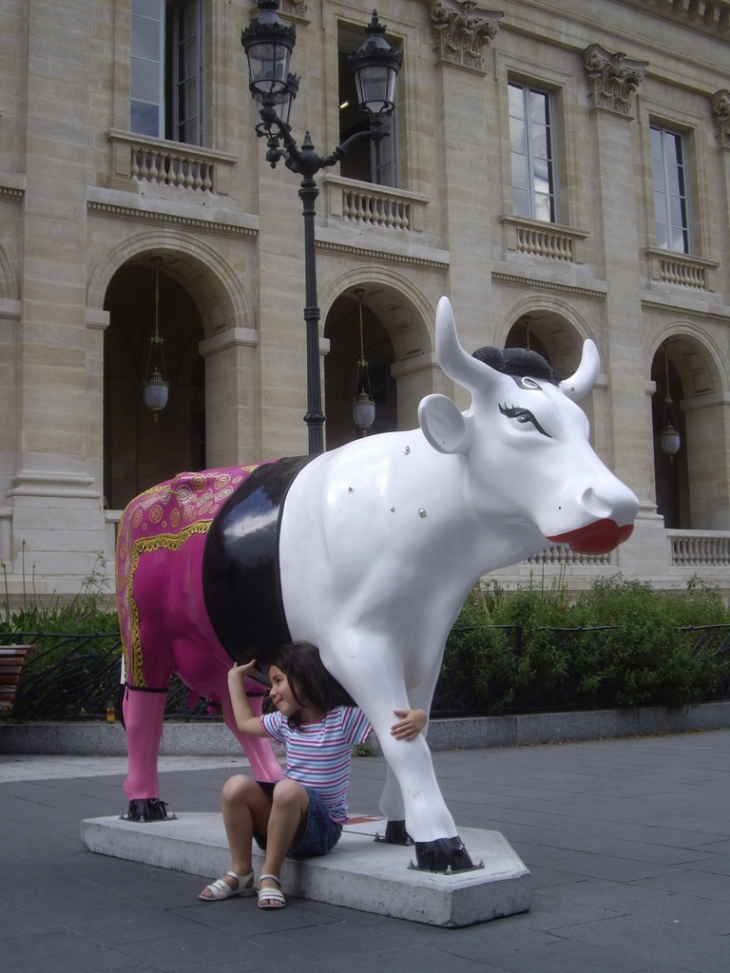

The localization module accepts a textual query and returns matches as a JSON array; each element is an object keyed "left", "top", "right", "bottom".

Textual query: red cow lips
[{"left": 547, "top": 519, "right": 634, "bottom": 555}]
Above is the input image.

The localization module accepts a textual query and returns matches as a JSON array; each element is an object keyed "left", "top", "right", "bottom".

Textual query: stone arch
[
  {"left": 318, "top": 264, "right": 435, "bottom": 363},
  {"left": 86, "top": 228, "right": 253, "bottom": 337},
  {"left": 0, "top": 243, "right": 17, "bottom": 302},
  {"left": 497, "top": 295, "right": 597, "bottom": 378},
  {"left": 648, "top": 322, "right": 730, "bottom": 531},
  {"left": 647, "top": 321, "right": 727, "bottom": 400}
]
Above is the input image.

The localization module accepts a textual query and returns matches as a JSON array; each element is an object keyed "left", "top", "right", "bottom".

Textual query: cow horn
[
  {"left": 435, "top": 297, "right": 488, "bottom": 392},
  {"left": 559, "top": 339, "right": 600, "bottom": 402}
]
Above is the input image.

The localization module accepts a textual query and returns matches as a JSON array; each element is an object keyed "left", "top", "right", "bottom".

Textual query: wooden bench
[{"left": 0, "top": 646, "right": 33, "bottom": 713}]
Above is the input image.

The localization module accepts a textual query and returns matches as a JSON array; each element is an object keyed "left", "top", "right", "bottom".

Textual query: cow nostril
[{"left": 580, "top": 488, "right": 612, "bottom": 520}]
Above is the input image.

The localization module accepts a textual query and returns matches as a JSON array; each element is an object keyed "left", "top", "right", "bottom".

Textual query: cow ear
[{"left": 419, "top": 394, "right": 470, "bottom": 454}]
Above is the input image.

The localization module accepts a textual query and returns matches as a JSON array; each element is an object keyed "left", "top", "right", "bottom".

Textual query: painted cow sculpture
[{"left": 117, "top": 296, "right": 639, "bottom": 872}]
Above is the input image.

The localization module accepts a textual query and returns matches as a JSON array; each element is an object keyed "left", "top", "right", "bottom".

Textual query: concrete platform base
[{"left": 81, "top": 813, "right": 530, "bottom": 927}]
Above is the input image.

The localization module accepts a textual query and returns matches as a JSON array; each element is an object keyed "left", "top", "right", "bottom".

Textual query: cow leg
[
  {"left": 122, "top": 686, "right": 168, "bottom": 818},
  {"left": 322, "top": 638, "right": 473, "bottom": 872},
  {"left": 378, "top": 666, "right": 439, "bottom": 847},
  {"left": 221, "top": 692, "right": 284, "bottom": 783}
]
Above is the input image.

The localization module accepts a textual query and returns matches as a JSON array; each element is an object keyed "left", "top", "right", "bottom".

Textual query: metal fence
[
  {"left": 1, "top": 623, "right": 728, "bottom": 722},
  {"left": 0, "top": 632, "right": 212, "bottom": 722}
]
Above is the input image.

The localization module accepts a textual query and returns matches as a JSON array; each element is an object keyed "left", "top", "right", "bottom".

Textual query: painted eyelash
[{"left": 499, "top": 404, "right": 552, "bottom": 438}]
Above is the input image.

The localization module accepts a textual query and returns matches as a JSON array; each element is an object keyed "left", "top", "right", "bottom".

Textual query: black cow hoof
[
  {"left": 124, "top": 799, "right": 170, "bottom": 822},
  {"left": 415, "top": 836, "right": 474, "bottom": 873},
  {"left": 378, "top": 820, "right": 413, "bottom": 845}
]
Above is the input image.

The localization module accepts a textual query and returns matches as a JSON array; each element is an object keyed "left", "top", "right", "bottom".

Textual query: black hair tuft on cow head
[{"left": 472, "top": 346, "right": 560, "bottom": 386}]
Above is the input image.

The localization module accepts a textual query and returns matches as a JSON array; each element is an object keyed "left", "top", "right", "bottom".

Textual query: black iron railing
[
  {"left": 0, "top": 632, "right": 213, "bottom": 722},
  {"left": 1, "top": 624, "right": 728, "bottom": 721}
]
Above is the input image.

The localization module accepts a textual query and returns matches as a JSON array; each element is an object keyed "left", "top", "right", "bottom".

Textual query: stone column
[
  {"left": 199, "top": 328, "right": 260, "bottom": 467},
  {"left": 8, "top": 1, "right": 105, "bottom": 594},
  {"left": 391, "top": 352, "right": 453, "bottom": 432},
  {"left": 431, "top": 4, "right": 503, "bottom": 389},
  {"left": 581, "top": 45, "right": 666, "bottom": 575},
  {"left": 682, "top": 395, "right": 730, "bottom": 531}
]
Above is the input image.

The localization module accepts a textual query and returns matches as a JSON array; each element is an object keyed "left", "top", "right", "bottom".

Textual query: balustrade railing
[
  {"left": 525, "top": 545, "right": 613, "bottom": 566},
  {"left": 646, "top": 248, "right": 718, "bottom": 291},
  {"left": 342, "top": 188, "right": 410, "bottom": 229},
  {"left": 107, "top": 129, "right": 237, "bottom": 196},
  {"left": 131, "top": 147, "right": 213, "bottom": 192},
  {"left": 668, "top": 531, "right": 730, "bottom": 566},
  {"left": 323, "top": 175, "right": 428, "bottom": 233},
  {"left": 500, "top": 215, "right": 588, "bottom": 264}
]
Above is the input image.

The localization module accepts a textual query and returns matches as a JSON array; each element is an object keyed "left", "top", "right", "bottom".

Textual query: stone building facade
[{"left": 0, "top": 0, "right": 728, "bottom": 601}]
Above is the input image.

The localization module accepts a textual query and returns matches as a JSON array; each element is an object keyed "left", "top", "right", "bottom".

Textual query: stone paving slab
[{"left": 81, "top": 813, "right": 530, "bottom": 927}]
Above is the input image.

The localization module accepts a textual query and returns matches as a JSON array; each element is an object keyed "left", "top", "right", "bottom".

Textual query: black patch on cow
[
  {"left": 202, "top": 456, "right": 315, "bottom": 670},
  {"left": 472, "top": 346, "right": 560, "bottom": 386}
]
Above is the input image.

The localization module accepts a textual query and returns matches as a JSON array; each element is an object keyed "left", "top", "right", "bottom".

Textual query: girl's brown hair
[{"left": 271, "top": 641, "right": 355, "bottom": 726}]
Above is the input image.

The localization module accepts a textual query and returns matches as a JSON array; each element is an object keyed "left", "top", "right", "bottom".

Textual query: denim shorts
[{"left": 253, "top": 783, "right": 343, "bottom": 858}]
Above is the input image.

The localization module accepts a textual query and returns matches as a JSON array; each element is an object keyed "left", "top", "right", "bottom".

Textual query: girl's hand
[
  {"left": 228, "top": 659, "right": 260, "bottom": 682},
  {"left": 390, "top": 708, "right": 428, "bottom": 741}
]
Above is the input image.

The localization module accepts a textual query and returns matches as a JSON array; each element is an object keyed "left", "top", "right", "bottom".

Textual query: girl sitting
[{"left": 198, "top": 640, "right": 427, "bottom": 909}]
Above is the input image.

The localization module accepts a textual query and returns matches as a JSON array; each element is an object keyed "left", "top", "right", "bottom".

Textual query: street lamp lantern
[
  {"left": 242, "top": 1, "right": 401, "bottom": 453},
  {"left": 241, "top": 0, "right": 296, "bottom": 100},
  {"left": 349, "top": 11, "right": 402, "bottom": 117}
]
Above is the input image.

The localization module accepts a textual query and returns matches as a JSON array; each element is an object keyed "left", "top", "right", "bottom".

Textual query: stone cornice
[
  {"left": 315, "top": 238, "right": 449, "bottom": 272},
  {"left": 618, "top": 0, "right": 730, "bottom": 38},
  {"left": 641, "top": 298, "right": 730, "bottom": 323},
  {"left": 491, "top": 271, "right": 607, "bottom": 301},
  {"left": 87, "top": 199, "right": 257, "bottom": 237}
]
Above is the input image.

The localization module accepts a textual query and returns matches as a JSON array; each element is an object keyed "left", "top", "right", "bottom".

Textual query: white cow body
[{"left": 278, "top": 298, "right": 639, "bottom": 857}]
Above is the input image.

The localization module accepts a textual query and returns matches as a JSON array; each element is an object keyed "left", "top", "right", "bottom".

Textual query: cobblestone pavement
[{"left": 0, "top": 730, "right": 727, "bottom": 973}]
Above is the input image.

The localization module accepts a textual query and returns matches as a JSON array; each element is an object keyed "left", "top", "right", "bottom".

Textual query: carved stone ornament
[
  {"left": 583, "top": 44, "right": 647, "bottom": 116},
  {"left": 280, "top": 0, "right": 307, "bottom": 17},
  {"left": 711, "top": 90, "right": 730, "bottom": 149},
  {"left": 430, "top": 0, "right": 503, "bottom": 71}
]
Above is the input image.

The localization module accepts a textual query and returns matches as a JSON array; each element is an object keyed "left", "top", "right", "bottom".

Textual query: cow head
[{"left": 418, "top": 297, "right": 639, "bottom": 555}]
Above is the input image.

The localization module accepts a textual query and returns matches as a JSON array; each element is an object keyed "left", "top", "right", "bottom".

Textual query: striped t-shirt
[{"left": 260, "top": 706, "right": 371, "bottom": 824}]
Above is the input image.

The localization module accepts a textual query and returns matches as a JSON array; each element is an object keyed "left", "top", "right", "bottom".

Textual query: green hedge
[
  {"left": 438, "top": 576, "right": 730, "bottom": 714},
  {"left": 3, "top": 559, "right": 728, "bottom": 718}
]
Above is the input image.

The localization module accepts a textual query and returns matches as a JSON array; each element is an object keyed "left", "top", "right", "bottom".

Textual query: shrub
[{"left": 439, "top": 575, "right": 729, "bottom": 714}]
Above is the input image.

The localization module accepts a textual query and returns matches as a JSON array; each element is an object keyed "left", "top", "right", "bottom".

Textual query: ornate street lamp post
[{"left": 242, "top": 2, "right": 401, "bottom": 453}]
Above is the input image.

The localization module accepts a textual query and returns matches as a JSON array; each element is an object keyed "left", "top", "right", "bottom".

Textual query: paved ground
[{"left": 0, "top": 730, "right": 727, "bottom": 973}]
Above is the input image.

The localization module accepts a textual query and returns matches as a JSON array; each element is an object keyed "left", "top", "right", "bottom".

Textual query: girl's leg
[
  {"left": 199, "top": 775, "right": 272, "bottom": 898},
  {"left": 259, "top": 779, "right": 309, "bottom": 907}
]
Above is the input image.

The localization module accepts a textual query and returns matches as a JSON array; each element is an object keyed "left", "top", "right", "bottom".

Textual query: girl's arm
[
  {"left": 227, "top": 660, "right": 269, "bottom": 737},
  {"left": 390, "top": 708, "right": 428, "bottom": 741}
]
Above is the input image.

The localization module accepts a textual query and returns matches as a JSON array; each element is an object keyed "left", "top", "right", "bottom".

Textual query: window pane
[
  {"left": 534, "top": 192, "right": 552, "bottom": 223},
  {"left": 508, "top": 83, "right": 524, "bottom": 117},
  {"left": 509, "top": 82, "right": 557, "bottom": 223},
  {"left": 510, "top": 116, "right": 526, "bottom": 155},
  {"left": 511, "top": 152, "right": 529, "bottom": 191},
  {"left": 132, "top": 20, "right": 161, "bottom": 61},
  {"left": 169, "top": 0, "right": 203, "bottom": 145},
  {"left": 650, "top": 124, "right": 689, "bottom": 254},
  {"left": 529, "top": 89, "right": 548, "bottom": 125},
  {"left": 130, "top": 101, "right": 160, "bottom": 137},
  {"left": 131, "top": 59, "right": 161, "bottom": 102},
  {"left": 130, "top": 0, "right": 163, "bottom": 136},
  {"left": 512, "top": 185, "right": 531, "bottom": 218}
]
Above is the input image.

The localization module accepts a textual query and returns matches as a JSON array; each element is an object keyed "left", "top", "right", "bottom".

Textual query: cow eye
[{"left": 499, "top": 404, "right": 552, "bottom": 438}]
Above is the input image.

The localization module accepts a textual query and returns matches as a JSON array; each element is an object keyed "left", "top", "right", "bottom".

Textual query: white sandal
[
  {"left": 257, "top": 873, "right": 286, "bottom": 909},
  {"left": 198, "top": 869, "right": 255, "bottom": 901}
]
